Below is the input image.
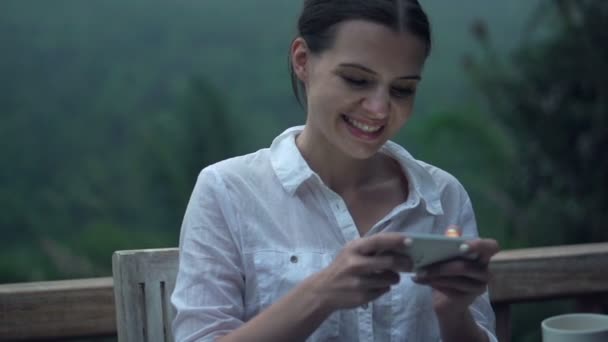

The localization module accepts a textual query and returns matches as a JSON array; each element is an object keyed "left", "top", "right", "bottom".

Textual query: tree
[
  {"left": 466, "top": 2, "right": 608, "bottom": 340},
  {"left": 468, "top": 0, "right": 608, "bottom": 246}
]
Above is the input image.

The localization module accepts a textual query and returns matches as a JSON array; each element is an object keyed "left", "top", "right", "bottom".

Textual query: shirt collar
[
  {"left": 270, "top": 126, "right": 443, "bottom": 216},
  {"left": 379, "top": 141, "right": 444, "bottom": 215},
  {"left": 269, "top": 126, "right": 316, "bottom": 194}
]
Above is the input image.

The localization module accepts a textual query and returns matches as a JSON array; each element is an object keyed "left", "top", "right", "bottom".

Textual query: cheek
[
  {"left": 310, "top": 86, "right": 348, "bottom": 116},
  {"left": 390, "top": 103, "right": 415, "bottom": 127},
  {"left": 397, "top": 99, "right": 416, "bottom": 119}
]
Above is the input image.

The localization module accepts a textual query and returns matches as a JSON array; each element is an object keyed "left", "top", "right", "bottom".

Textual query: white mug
[{"left": 542, "top": 313, "right": 608, "bottom": 342}]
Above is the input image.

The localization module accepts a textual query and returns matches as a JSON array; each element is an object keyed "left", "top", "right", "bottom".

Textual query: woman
[{"left": 171, "top": 0, "right": 500, "bottom": 341}]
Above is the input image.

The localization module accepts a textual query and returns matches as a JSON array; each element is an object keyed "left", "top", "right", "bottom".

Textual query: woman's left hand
[{"left": 411, "top": 236, "right": 500, "bottom": 316}]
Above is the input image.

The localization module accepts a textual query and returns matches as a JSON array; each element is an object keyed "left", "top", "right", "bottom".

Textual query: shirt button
[{"left": 290, "top": 255, "right": 298, "bottom": 263}]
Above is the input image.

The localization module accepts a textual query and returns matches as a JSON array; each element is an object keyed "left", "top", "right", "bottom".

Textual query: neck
[{"left": 295, "top": 127, "right": 382, "bottom": 195}]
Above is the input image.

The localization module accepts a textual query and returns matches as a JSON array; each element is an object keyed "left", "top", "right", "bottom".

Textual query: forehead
[{"left": 319, "top": 20, "right": 428, "bottom": 75}]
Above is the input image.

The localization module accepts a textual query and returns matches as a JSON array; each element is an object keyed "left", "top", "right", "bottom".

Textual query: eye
[
  {"left": 341, "top": 75, "right": 370, "bottom": 88},
  {"left": 390, "top": 87, "right": 415, "bottom": 98}
]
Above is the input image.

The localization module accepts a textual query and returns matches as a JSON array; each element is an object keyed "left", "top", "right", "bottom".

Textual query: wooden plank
[
  {"left": 145, "top": 282, "right": 166, "bottom": 342},
  {"left": 1, "top": 243, "right": 607, "bottom": 340},
  {"left": 491, "top": 243, "right": 608, "bottom": 261},
  {"left": 163, "top": 279, "right": 177, "bottom": 342},
  {"left": 0, "top": 277, "right": 115, "bottom": 340},
  {"left": 489, "top": 243, "right": 608, "bottom": 303},
  {"left": 113, "top": 252, "right": 144, "bottom": 342}
]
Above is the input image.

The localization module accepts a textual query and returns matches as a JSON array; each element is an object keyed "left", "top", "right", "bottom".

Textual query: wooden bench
[{"left": 1, "top": 242, "right": 608, "bottom": 341}]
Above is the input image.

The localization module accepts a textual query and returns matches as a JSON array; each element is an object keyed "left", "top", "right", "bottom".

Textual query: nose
[{"left": 362, "top": 88, "right": 390, "bottom": 118}]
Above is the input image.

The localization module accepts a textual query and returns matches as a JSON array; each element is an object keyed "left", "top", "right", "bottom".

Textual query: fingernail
[
  {"left": 404, "top": 237, "right": 413, "bottom": 247},
  {"left": 459, "top": 243, "right": 470, "bottom": 253}
]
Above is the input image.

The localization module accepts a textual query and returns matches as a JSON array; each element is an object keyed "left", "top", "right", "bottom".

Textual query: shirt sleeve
[
  {"left": 171, "top": 167, "right": 245, "bottom": 342},
  {"left": 459, "top": 196, "right": 499, "bottom": 342}
]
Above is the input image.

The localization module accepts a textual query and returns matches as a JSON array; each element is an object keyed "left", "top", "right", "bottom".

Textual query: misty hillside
[{"left": 1, "top": 0, "right": 538, "bottom": 151}]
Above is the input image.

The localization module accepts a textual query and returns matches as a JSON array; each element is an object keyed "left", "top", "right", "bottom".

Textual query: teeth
[{"left": 346, "top": 117, "right": 382, "bottom": 133}]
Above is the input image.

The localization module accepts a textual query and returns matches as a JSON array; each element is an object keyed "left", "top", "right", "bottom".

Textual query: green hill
[{"left": 0, "top": 0, "right": 537, "bottom": 280}]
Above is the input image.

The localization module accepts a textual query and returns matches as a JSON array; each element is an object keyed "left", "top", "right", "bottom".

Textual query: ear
[{"left": 291, "top": 37, "right": 310, "bottom": 83}]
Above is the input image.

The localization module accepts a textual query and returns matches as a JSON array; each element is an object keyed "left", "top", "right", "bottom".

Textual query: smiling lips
[{"left": 341, "top": 114, "right": 385, "bottom": 140}]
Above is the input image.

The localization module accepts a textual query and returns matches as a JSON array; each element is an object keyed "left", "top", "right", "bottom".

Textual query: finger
[
  {"left": 362, "top": 286, "right": 391, "bottom": 302},
  {"left": 419, "top": 259, "right": 489, "bottom": 283},
  {"left": 357, "top": 270, "right": 401, "bottom": 289},
  {"left": 387, "top": 254, "right": 413, "bottom": 272},
  {"left": 465, "top": 239, "right": 500, "bottom": 264},
  {"left": 355, "top": 254, "right": 412, "bottom": 273},
  {"left": 413, "top": 275, "right": 486, "bottom": 295},
  {"left": 354, "top": 233, "right": 408, "bottom": 255},
  {"left": 426, "top": 284, "right": 466, "bottom": 297}
]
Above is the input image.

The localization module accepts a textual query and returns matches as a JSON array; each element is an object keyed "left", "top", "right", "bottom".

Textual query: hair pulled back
[{"left": 289, "top": 0, "right": 432, "bottom": 106}]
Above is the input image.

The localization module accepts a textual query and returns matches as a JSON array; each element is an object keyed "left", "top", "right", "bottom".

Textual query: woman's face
[{"left": 293, "top": 20, "right": 428, "bottom": 160}]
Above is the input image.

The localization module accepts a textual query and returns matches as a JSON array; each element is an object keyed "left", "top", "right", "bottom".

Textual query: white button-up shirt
[{"left": 171, "top": 126, "right": 497, "bottom": 342}]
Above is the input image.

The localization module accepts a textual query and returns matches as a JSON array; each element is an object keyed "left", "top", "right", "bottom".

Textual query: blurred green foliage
[
  {"left": 0, "top": 0, "right": 536, "bottom": 282},
  {"left": 469, "top": 0, "right": 608, "bottom": 246},
  {"left": 0, "top": 0, "right": 604, "bottom": 339},
  {"left": 468, "top": 1, "right": 608, "bottom": 340}
]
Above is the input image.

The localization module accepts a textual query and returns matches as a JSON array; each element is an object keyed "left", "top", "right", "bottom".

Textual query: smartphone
[{"left": 404, "top": 232, "right": 477, "bottom": 270}]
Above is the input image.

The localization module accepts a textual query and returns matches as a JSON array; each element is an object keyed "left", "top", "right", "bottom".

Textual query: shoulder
[
  {"left": 383, "top": 141, "right": 471, "bottom": 208},
  {"left": 414, "top": 159, "right": 471, "bottom": 206},
  {"left": 384, "top": 141, "right": 466, "bottom": 197},
  {"left": 196, "top": 148, "right": 275, "bottom": 191},
  {"left": 417, "top": 160, "right": 464, "bottom": 191}
]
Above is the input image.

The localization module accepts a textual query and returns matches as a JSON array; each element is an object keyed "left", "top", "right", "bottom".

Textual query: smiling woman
[{"left": 170, "top": 1, "right": 500, "bottom": 341}]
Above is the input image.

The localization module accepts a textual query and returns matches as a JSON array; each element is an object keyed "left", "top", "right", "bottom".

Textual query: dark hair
[{"left": 289, "top": 0, "right": 432, "bottom": 107}]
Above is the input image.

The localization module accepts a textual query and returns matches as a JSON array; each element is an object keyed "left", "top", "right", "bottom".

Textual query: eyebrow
[{"left": 338, "top": 63, "right": 421, "bottom": 80}]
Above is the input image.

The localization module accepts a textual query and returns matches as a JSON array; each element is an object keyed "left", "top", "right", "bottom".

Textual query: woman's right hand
[{"left": 308, "top": 233, "right": 413, "bottom": 311}]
